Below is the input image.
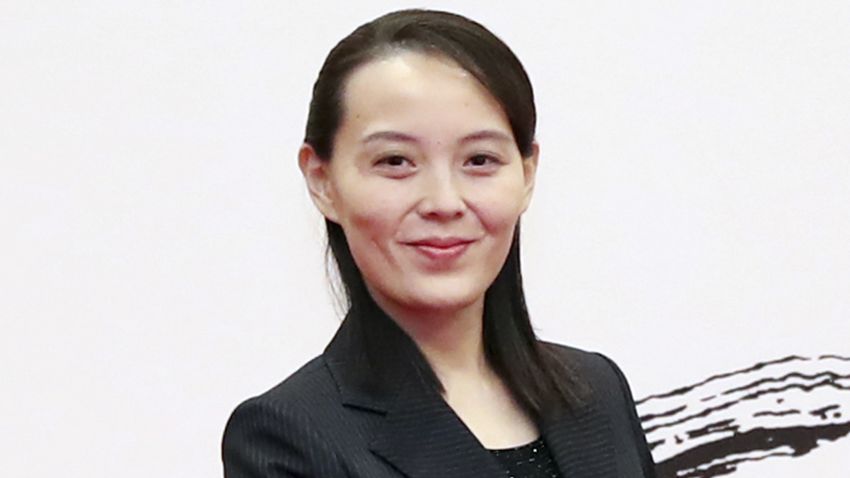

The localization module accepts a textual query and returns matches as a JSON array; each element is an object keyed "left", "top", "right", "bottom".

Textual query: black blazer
[{"left": 222, "top": 313, "right": 657, "bottom": 478}]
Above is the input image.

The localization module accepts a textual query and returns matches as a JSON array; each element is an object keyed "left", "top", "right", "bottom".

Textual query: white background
[{"left": 2, "top": 1, "right": 848, "bottom": 476}]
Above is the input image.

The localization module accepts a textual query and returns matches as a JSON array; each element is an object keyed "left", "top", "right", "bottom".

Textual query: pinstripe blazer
[{"left": 222, "top": 313, "right": 657, "bottom": 478}]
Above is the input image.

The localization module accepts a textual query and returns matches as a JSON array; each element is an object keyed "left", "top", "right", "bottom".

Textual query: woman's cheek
[
  {"left": 345, "top": 191, "right": 404, "bottom": 251},
  {"left": 472, "top": 186, "right": 526, "bottom": 233},
  {"left": 337, "top": 177, "right": 398, "bottom": 224},
  {"left": 344, "top": 209, "right": 399, "bottom": 285}
]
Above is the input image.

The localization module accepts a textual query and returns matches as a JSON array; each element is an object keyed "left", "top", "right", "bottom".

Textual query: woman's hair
[{"left": 304, "top": 9, "right": 589, "bottom": 421}]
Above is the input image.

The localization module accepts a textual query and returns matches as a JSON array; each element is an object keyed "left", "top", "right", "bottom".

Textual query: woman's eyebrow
[
  {"left": 459, "top": 130, "right": 513, "bottom": 144},
  {"left": 361, "top": 131, "right": 419, "bottom": 144},
  {"left": 361, "top": 130, "right": 512, "bottom": 144}
]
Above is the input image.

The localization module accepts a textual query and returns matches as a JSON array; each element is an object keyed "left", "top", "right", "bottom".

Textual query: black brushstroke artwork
[{"left": 636, "top": 354, "right": 850, "bottom": 477}]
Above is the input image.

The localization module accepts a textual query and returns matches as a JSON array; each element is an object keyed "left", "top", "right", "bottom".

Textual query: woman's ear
[
  {"left": 520, "top": 142, "right": 539, "bottom": 213},
  {"left": 298, "top": 143, "right": 339, "bottom": 223}
]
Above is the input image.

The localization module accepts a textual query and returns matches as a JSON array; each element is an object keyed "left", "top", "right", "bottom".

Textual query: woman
[{"left": 223, "top": 9, "right": 656, "bottom": 478}]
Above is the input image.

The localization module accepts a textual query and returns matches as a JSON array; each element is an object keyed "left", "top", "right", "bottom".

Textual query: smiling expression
[{"left": 301, "top": 51, "right": 538, "bottom": 318}]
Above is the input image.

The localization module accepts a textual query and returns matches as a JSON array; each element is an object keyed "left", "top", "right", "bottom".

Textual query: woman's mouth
[{"left": 404, "top": 238, "right": 475, "bottom": 263}]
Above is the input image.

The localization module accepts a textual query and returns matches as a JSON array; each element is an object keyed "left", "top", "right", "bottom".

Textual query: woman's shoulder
[
  {"left": 223, "top": 354, "right": 345, "bottom": 452},
  {"left": 221, "top": 355, "right": 351, "bottom": 476},
  {"left": 538, "top": 341, "right": 657, "bottom": 477},
  {"left": 539, "top": 340, "right": 618, "bottom": 372},
  {"left": 539, "top": 340, "right": 637, "bottom": 404},
  {"left": 229, "top": 354, "right": 339, "bottom": 416}
]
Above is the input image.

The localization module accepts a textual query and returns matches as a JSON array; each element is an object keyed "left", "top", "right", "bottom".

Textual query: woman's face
[{"left": 301, "top": 51, "right": 537, "bottom": 318}]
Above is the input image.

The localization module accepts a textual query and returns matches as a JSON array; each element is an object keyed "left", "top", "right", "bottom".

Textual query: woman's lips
[{"left": 404, "top": 239, "right": 475, "bottom": 263}]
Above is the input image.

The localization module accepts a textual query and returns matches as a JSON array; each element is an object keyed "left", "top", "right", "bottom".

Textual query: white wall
[{"left": 2, "top": 1, "right": 848, "bottom": 476}]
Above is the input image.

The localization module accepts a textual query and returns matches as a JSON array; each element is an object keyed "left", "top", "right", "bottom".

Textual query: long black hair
[{"left": 304, "top": 9, "right": 589, "bottom": 422}]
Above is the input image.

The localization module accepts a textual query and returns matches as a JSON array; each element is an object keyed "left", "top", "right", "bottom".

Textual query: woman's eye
[
  {"left": 374, "top": 154, "right": 416, "bottom": 177},
  {"left": 466, "top": 154, "right": 499, "bottom": 168},
  {"left": 376, "top": 155, "right": 411, "bottom": 167}
]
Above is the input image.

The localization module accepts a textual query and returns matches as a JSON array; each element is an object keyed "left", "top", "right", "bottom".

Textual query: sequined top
[{"left": 489, "top": 437, "right": 563, "bottom": 478}]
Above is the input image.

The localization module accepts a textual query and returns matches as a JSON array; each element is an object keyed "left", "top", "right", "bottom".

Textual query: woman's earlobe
[{"left": 298, "top": 144, "right": 340, "bottom": 222}]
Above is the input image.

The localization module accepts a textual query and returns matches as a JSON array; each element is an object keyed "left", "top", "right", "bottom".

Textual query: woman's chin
[
  {"left": 399, "top": 289, "right": 484, "bottom": 317},
  {"left": 365, "top": 275, "right": 490, "bottom": 320}
]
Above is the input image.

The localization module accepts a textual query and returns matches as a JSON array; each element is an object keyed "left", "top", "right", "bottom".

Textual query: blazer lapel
[
  {"left": 324, "top": 309, "right": 505, "bottom": 478},
  {"left": 368, "top": 375, "right": 505, "bottom": 478},
  {"left": 543, "top": 403, "right": 618, "bottom": 478}
]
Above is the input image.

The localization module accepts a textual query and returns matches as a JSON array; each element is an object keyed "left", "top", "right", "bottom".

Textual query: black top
[{"left": 489, "top": 437, "right": 563, "bottom": 478}]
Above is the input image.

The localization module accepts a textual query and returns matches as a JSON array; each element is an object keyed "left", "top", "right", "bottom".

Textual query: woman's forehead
[{"left": 338, "top": 51, "right": 511, "bottom": 141}]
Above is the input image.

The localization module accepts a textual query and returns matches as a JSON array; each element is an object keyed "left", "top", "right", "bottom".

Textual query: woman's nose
[{"left": 416, "top": 169, "right": 465, "bottom": 221}]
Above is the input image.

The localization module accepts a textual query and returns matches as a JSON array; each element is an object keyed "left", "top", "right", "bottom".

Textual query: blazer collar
[
  {"left": 324, "top": 309, "right": 505, "bottom": 477},
  {"left": 368, "top": 368, "right": 508, "bottom": 477},
  {"left": 323, "top": 309, "right": 618, "bottom": 478}
]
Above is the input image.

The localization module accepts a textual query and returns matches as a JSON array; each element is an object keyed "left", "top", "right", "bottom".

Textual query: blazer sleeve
[
  {"left": 595, "top": 353, "right": 658, "bottom": 478},
  {"left": 222, "top": 396, "right": 345, "bottom": 478}
]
